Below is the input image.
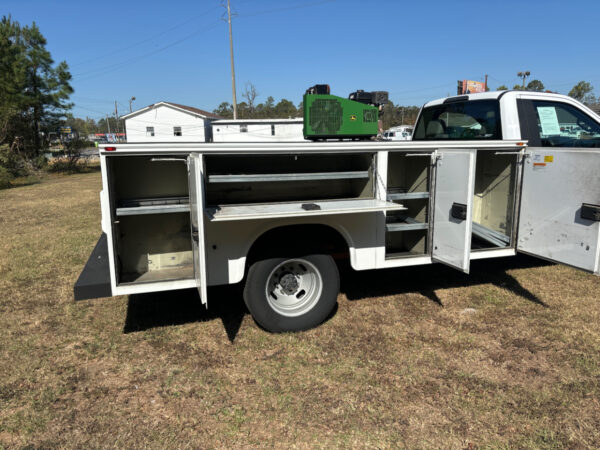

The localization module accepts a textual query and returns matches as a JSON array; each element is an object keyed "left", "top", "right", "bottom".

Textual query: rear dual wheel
[{"left": 243, "top": 254, "right": 339, "bottom": 332}]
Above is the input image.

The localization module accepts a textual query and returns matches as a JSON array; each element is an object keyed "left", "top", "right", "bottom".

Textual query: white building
[
  {"left": 212, "top": 118, "right": 304, "bottom": 142},
  {"left": 122, "top": 101, "right": 221, "bottom": 142}
]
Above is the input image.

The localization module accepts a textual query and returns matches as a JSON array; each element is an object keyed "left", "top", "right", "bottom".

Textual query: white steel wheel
[
  {"left": 265, "top": 259, "right": 323, "bottom": 317},
  {"left": 244, "top": 254, "right": 339, "bottom": 333}
]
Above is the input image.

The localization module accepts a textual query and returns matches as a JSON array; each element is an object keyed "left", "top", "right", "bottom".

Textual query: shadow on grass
[
  {"left": 339, "top": 253, "right": 549, "bottom": 307},
  {"left": 123, "top": 254, "right": 550, "bottom": 341},
  {"left": 124, "top": 283, "right": 247, "bottom": 342}
]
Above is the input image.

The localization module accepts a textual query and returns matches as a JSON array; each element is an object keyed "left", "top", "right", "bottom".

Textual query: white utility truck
[
  {"left": 75, "top": 91, "right": 600, "bottom": 332},
  {"left": 383, "top": 125, "right": 413, "bottom": 141}
]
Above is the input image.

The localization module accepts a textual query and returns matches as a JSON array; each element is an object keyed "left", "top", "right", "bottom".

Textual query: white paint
[
  {"left": 212, "top": 118, "right": 304, "bottom": 142},
  {"left": 518, "top": 149, "right": 600, "bottom": 274},
  {"left": 124, "top": 103, "right": 212, "bottom": 142}
]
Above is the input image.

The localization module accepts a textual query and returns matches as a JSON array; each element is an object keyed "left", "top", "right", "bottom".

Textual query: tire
[{"left": 243, "top": 254, "right": 339, "bottom": 333}]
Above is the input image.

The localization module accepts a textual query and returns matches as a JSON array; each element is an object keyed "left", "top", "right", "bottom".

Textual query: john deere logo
[{"left": 350, "top": 115, "right": 357, "bottom": 121}]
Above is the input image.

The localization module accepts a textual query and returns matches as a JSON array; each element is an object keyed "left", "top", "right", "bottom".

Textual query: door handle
[
  {"left": 581, "top": 203, "right": 600, "bottom": 222},
  {"left": 191, "top": 224, "right": 199, "bottom": 242},
  {"left": 451, "top": 202, "right": 468, "bottom": 221}
]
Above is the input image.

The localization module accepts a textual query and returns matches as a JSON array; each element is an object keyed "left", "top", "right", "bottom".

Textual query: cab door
[
  {"left": 431, "top": 149, "right": 477, "bottom": 273},
  {"left": 517, "top": 149, "right": 600, "bottom": 274},
  {"left": 188, "top": 153, "right": 209, "bottom": 304}
]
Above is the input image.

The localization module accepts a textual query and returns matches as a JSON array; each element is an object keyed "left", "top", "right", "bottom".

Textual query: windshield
[{"left": 413, "top": 99, "right": 502, "bottom": 140}]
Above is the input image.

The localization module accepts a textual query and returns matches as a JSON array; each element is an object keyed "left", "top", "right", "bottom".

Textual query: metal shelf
[
  {"left": 207, "top": 198, "right": 406, "bottom": 222},
  {"left": 386, "top": 217, "right": 429, "bottom": 232},
  {"left": 116, "top": 203, "right": 190, "bottom": 216},
  {"left": 208, "top": 170, "right": 369, "bottom": 183},
  {"left": 116, "top": 196, "right": 190, "bottom": 216},
  {"left": 472, "top": 222, "right": 510, "bottom": 247},
  {"left": 387, "top": 191, "right": 430, "bottom": 201}
]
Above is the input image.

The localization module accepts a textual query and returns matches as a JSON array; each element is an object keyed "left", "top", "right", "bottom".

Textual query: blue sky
[{"left": 4, "top": 0, "right": 600, "bottom": 120}]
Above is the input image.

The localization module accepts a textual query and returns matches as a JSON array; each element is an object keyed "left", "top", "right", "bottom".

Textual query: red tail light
[{"left": 105, "top": 147, "right": 117, "bottom": 151}]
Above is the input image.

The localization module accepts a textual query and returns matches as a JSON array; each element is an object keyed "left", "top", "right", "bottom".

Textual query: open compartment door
[
  {"left": 432, "top": 150, "right": 476, "bottom": 273},
  {"left": 518, "top": 149, "right": 600, "bottom": 274},
  {"left": 188, "top": 153, "right": 208, "bottom": 305}
]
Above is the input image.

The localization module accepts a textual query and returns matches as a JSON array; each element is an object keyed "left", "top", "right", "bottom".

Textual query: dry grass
[{"left": 1, "top": 172, "right": 599, "bottom": 449}]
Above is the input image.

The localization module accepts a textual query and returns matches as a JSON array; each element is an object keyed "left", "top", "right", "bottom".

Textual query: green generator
[{"left": 303, "top": 84, "right": 388, "bottom": 140}]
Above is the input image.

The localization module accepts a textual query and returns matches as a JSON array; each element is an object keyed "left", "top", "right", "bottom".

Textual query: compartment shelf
[
  {"left": 116, "top": 204, "right": 190, "bottom": 216},
  {"left": 119, "top": 265, "right": 194, "bottom": 284},
  {"left": 387, "top": 191, "right": 430, "bottom": 200},
  {"left": 386, "top": 216, "right": 429, "bottom": 232},
  {"left": 208, "top": 171, "right": 370, "bottom": 183},
  {"left": 116, "top": 196, "right": 190, "bottom": 216},
  {"left": 207, "top": 198, "right": 405, "bottom": 222},
  {"left": 472, "top": 222, "right": 510, "bottom": 247}
]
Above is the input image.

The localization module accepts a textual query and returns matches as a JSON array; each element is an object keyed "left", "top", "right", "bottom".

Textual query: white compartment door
[
  {"left": 432, "top": 150, "right": 476, "bottom": 273},
  {"left": 188, "top": 153, "right": 208, "bottom": 305},
  {"left": 518, "top": 149, "right": 600, "bottom": 274}
]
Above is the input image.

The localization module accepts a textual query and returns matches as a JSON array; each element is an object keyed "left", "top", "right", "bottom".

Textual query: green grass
[{"left": 1, "top": 172, "right": 599, "bottom": 448}]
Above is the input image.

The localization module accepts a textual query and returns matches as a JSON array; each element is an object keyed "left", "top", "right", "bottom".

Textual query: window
[
  {"left": 530, "top": 101, "right": 600, "bottom": 148},
  {"left": 413, "top": 100, "right": 501, "bottom": 140},
  {"left": 271, "top": 124, "right": 275, "bottom": 136},
  {"left": 146, "top": 126, "right": 154, "bottom": 137},
  {"left": 173, "top": 126, "right": 182, "bottom": 137},
  {"left": 240, "top": 124, "right": 248, "bottom": 133}
]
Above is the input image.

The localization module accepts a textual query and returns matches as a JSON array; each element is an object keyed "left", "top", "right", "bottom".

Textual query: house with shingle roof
[{"left": 122, "top": 101, "right": 223, "bottom": 142}]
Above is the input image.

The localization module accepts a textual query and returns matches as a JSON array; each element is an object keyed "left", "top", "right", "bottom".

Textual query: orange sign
[{"left": 461, "top": 80, "right": 486, "bottom": 94}]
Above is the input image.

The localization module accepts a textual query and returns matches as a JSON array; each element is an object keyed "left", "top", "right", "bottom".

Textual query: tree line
[
  {"left": 496, "top": 79, "right": 598, "bottom": 105},
  {"left": 212, "top": 82, "right": 421, "bottom": 129}
]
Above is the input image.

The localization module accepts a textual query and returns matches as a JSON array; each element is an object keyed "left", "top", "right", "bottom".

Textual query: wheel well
[{"left": 246, "top": 224, "right": 349, "bottom": 264}]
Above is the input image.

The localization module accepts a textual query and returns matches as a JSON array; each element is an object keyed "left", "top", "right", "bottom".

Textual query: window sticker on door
[{"left": 537, "top": 106, "right": 561, "bottom": 136}]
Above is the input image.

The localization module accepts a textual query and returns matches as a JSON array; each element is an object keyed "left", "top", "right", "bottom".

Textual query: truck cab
[
  {"left": 413, "top": 90, "right": 600, "bottom": 273},
  {"left": 413, "top": 90, "right": 600, "bottom": 146}
]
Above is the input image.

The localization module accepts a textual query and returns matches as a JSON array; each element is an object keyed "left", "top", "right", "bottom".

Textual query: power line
[
  {"left": 69, "top": 5, "right": 221, "bottom": 68},
  {"left": 236, "top": 0, "right": 336, "bottom": 19},
  {"left": 73, "top": 21, "right": 220, "bottom": 81}
]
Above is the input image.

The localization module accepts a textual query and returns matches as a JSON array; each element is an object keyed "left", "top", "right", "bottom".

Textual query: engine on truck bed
[{"left": 303, "top": 84, "right": 388, "bottom": 140}]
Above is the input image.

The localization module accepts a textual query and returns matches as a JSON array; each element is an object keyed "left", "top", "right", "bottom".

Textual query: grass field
[{"left": 1, "top": 172, "right": 599, "bottom": 448}]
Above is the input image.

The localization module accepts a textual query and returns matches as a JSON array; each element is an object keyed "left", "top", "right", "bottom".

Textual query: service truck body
[{"left": 75, "top": 91, "right": 600, "bottom": 332}]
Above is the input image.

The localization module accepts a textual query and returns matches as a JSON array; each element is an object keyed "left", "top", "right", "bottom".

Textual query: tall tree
[
  {"left": 568, "top": 81, "right": 596, "bottom": 104},
  {"left": 0, "top": 16, "right": 72, "bottom": 154},
  {"left": 273, "top": 99, "right": 297, "bottom": 118},
  {"left": 242, "top": 82, "right": 258, "bottom": 115},
  {"left": 213, "top": 102, "right": 233, "bottom": 118},
  {"left": 526, "top": 79, "right": 545, "bottom": 91}
]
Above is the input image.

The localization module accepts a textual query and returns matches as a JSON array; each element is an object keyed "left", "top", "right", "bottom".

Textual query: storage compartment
[
  {"left": 385, "top": 152, "right": 431, "bottom": 258},
  {"left": 109, "top": 156, "right": 189, "bottom": 208},
  {"left": 204, "top": 153, "right": 374, "bottom": 205},
  {"left": 387, "top": 152, "right": 430, "bottom": 194},
  {"left": 115, "top": 213, "right": 193, "bottom": 284},
  {"left": 107, "top": 155, "right": 194, "bottom": 285},
  {"left": 385, "top": 229, "right": 428, "bottom": 256},
  {"left": 471, "top": 151, "right": 518, "bottom": 249}
]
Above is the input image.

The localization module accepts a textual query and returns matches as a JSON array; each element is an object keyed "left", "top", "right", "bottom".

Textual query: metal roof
[{"left": 121, "top": 101, "right": 223, "bottom": 120}]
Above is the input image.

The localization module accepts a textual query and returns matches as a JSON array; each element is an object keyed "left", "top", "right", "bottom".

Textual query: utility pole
[
  {"left": 484, "top": 74, "right": 488, "bottom": 91},
  {"left": 129, "top": 96, "right": 136, "bottom": 113},
  {"left": 106, "top": 115, "right": 111, "bottom": 134},
  {"left": 226, "top": 0, "right": 238, "bottom": 119},
  {"left": 517, "top": 71, "right": 530, "bottom": 88},
  {"left": 114, "top": 101, "right": 120, "bottom": 135}
]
